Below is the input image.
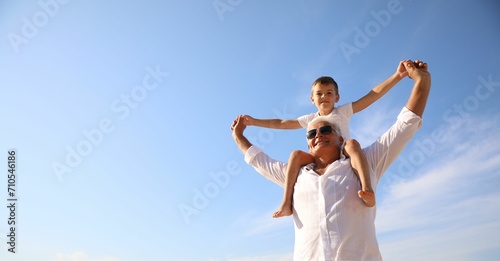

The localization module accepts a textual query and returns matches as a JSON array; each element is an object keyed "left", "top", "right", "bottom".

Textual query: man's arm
[
  {"left": 363, "top": 60, "right": 431, "bottom": 179},
  {"left": 403, "top": 60, "right": 431, "bottom": 117},
  {"left": 352, "top": 61, "right": 408, "bottom": 114},
  {"left": 231, "top": 115, "right": 287, "bottom": 186},
  {"left": 232, "top": 115, "right": 253, "bottom": 154},
  {"left": 243, "top": 115, "right": 302, "bottom": 129}
]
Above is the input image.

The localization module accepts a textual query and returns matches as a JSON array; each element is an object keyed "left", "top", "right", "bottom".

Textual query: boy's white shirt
[{"left": 297, "top": 103, "right": 353, "bottom": 140}]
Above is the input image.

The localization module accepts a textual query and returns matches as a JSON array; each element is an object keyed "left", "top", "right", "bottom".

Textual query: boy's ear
[
  {"left": 310, "top": 95, "right": 315, "bottom": 104},
  {"left": 335, "top": 94, "right": 340, "bottom": 102}
]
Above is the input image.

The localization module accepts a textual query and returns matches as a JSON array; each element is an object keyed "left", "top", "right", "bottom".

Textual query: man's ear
[
  {"left": 338, "top": 136, "right": 344, "bottom": 147},
  {"left": 307, "top": 141, "right": 313, "bottom": 152}
]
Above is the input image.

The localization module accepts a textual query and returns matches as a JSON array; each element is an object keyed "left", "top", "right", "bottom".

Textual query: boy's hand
[
  {"left": 396, "top": 60, "right": 409, "bottom": 78},
  {"left": 404, "top": 60, "right": 430, "bottom": 82},
  {"left": 230, "top": 115, "right": 253, "bottom": 131},
  {"left": 242, "top": 115, "right": 254, "bottom": 126},
  {"left": 402, "top": 59, "right": 429, "bottom": 79}
]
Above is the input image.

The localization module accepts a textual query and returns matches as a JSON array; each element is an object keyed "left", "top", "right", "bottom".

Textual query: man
[{"left": 231, "top": 60, "right": 431, "bottom": 260}]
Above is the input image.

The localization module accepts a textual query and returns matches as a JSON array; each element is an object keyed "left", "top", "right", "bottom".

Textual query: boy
[{"left": 243, "top": 61, "right": 409, "bottom": 218}]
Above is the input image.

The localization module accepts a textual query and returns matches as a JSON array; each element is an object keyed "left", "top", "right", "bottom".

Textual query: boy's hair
[{"left": 311, "top": 76, "right": 339, "bottom": 95}]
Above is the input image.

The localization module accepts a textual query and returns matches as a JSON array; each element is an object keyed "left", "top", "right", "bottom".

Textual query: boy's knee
[
  {"left": 344, "top": 139, "right": 362, "bottom": 152},
  {"left": 290, "top": 150, "right": 307, "bottom": 157},
  {"left": 290, "top": 150, "right": 314, "bottom": 162}
]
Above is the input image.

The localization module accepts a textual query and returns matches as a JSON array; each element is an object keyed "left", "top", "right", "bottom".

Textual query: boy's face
[{"left": 310, "top": 83, "right": 339, "bottom": 112}]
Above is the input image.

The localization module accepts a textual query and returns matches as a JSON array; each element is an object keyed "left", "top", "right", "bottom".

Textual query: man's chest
[{"left": 294, "top": 163, "right": 360, "bottom": 202}]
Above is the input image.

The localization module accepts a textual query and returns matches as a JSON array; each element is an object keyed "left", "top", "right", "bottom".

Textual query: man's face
[
  {"left": 310, "top": 83, "right": 339, "bottom": 112},
  {"left": 307, "top": 121, "right": 343, "bottom": 155}
]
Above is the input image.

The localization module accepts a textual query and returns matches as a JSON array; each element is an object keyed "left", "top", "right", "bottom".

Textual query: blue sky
[{"left": 0, "top": 0, "right": 499, "bottom": 260}]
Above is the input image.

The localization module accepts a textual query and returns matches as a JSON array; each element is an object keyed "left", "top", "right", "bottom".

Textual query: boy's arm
[
  {"left": 352, "top": 61, "right": 408, "bottom": 114},
  {"left": 364, "top": 60, "right": 430, "bottom": 180},
  {"left": 243, "top": 115, "right": 302, "bottom": 130}
]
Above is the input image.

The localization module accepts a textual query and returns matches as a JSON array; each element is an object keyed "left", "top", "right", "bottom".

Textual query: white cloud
[
  {"left": 219, "top": 210, "right": 294, "bottom": 261},
  {"left": 246, "top": 211, "right": 293, "bottom": 237},
  {"left": 229, "top": 209, "right": 293, "bottom": 237},
  {"left": 227, "top": 252, "right": 293, "bottom": 261},
  {"left": 380, "top": 219, "right": 500, "bottom": 261},
  {"left": 375, "top": 114, "right": 500, "bottom": 260},
  {"left": 49, "top": 252, "right": 133, "bottom": 261}
]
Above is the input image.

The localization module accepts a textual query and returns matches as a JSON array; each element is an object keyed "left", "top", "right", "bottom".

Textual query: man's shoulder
[{"left": 361, "top": 107, "right": 423, "bottom": 175}]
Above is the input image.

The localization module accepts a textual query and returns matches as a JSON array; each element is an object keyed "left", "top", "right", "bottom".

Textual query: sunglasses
[{"left": 306, "top": 125, "right": 335, "bottom": 139}]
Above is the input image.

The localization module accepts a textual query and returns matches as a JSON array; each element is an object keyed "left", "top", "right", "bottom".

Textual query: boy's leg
[
  {"left": 273, "top": 150, "right": 314, "bottom": 218},
  {"left": 344, "top": 139, "right": 375, "bottom": 207}
]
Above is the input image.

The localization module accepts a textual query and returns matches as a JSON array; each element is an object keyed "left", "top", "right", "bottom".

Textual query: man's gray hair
[{"left": 307, "top": 115, "right": 342, "bottom": 137}]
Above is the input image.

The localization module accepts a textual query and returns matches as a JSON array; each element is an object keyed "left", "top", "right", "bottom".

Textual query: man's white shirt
[{"left": 244, "top": 107, "right": 422, "bottom": 261}]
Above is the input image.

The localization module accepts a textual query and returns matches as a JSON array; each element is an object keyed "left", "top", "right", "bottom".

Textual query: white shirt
[
  {"left": 297, "top": 103, "right": 353, "bottom": 140},
  {"left": 244, "top": 107, "right": 422, "bottom": 261}
]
